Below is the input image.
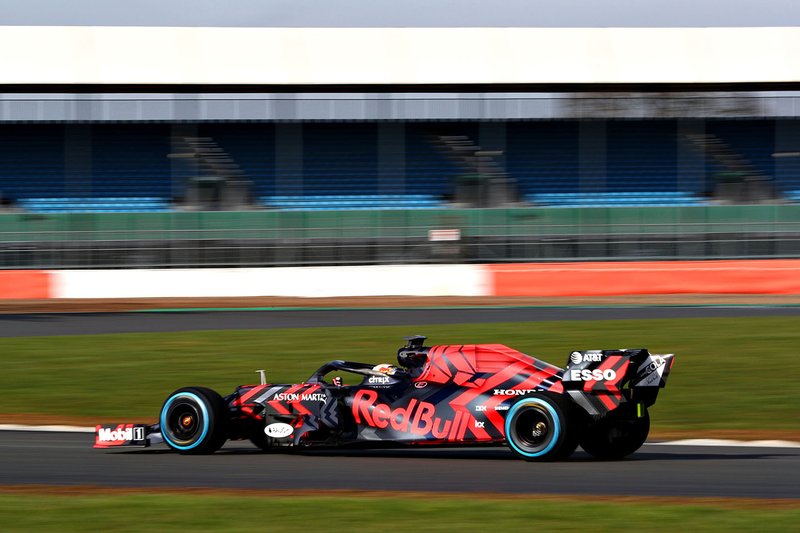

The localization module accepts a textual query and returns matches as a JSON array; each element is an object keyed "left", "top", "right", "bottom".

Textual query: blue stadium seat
[
  {"left": 261, "top": 194, "right": 442, "bottom": 211},
  {"left": 528, "top": 191, "right": 704, "bottom": 207},
  {"left": 0, "top": 120, "right": 788, "bottom": 212},
  {"left": 19, "top": 197, "right": 170, "bottom": 213},
  {"left": 785, "top": 189, "right": 800, "bottom": 203}
]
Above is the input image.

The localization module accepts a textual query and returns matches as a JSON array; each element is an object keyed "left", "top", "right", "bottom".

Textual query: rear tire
[
  {"left": 504, "top": 393, "right": 579, "bottom": 462},
  {"left": 160, "top": 386, "right": 228, "bottom": 454},
  {"left": 580, "top": 404, "right": 650, "bottom": 460}
]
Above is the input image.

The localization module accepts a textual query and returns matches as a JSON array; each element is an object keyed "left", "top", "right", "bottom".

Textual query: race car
[{"left": 95, "top": 336, "right": 674, "bottom": 461}]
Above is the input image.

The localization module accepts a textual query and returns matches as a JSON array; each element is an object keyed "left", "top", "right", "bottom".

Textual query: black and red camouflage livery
[{"left": 95, "top": 336, "right": 674, "bottom": 461}]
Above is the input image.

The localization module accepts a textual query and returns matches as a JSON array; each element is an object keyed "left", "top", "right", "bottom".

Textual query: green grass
[
  {"left": 1, "top": 317, "right": 800, "bottom": 433},
  {"left": 0, "top": 492, "right": 797, "bottom": 532}
]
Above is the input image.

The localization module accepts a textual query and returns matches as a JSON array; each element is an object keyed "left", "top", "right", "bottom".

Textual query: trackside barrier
[
  {"left": 50, "top": 265, "right": 491, "bottom": 299},
  {"left": 0, "top": 270, "right": 52, "bottom": 299},
  {"left": 487, "top": 260, "right": 800, "bottom": 297},
  {"left": 1, "top": 260, "right": 800, "bottom": 299}
]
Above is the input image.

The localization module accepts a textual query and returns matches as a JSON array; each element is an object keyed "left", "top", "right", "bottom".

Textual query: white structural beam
[{"left": 0, "top": 26, "right": 798, "bottom": 86}]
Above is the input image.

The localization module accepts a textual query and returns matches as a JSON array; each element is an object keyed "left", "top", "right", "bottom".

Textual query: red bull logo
[{"left": 352, "top": 389, "right": 460, "bottom": 439}]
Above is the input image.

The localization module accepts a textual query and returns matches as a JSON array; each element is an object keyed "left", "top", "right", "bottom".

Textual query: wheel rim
[
  {"left": 506, "top": 398, "right": 561, "bottom": 457},
  {"left": 167, "top": 402, "right": 201, "bottom": 443},
  {"left": 160, "top": 392, "right": 210, "bottom": 450}
]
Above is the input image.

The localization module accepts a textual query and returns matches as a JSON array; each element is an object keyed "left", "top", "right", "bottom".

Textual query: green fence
[
  {"left": 2, "top": 205, "right": 800, "bottom": 240},
  {"left": 1, "top": 205, "right": 799, "bottom": 268}
]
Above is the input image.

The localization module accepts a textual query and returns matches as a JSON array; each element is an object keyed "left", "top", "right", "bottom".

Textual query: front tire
[
  {"left": 160, "top": 386, "right": 228, "bottom": 454},
  {"left": 579, "top": 404, "right": 650, "bottom": 460},
  {"left": 504, "top": 393, "right": 579, "bottom": 461}
]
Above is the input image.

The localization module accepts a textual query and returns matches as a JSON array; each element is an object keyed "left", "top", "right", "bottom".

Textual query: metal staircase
[
  {"left": 169, "top": 136, "right": 254, "bottom": 210},
  {"left": 432, "top": 134, "right": 517, "bottom": 207},
  {"left": 685, "top": 133, "right": 775, "bottom": 202}
]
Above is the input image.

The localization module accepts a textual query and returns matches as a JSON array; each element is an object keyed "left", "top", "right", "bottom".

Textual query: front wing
[{"left": 94, "top": 423, "right": 162, "bottom": 448}]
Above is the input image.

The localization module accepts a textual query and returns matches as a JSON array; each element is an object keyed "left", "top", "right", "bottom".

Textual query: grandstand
[
  {"left": 1, "top": 119, "right": 798, "bottom": 213},
  {"left": 0, "top": 23, "right": 799, "bottom": 266}
]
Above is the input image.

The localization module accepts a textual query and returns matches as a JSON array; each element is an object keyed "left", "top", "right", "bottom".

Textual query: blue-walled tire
[
  {"left": 505, "top": 393, "right": 579, "bottom": 462},
  {"left": 160, "top": 386, "right": 228, "bottom": 454}
]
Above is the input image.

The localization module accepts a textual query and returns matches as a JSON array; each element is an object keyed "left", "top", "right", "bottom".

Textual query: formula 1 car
[{"left": 95, "top": 336, "right": 674, "bottom": 461}]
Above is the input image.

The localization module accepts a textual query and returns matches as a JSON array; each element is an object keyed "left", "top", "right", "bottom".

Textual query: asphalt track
[
  {"left": 3, "top": 305, "right": 800, "bottom": 337},
  {"left": 2, "top": 306, "right": 800, "bottom": 498},
  {"left": 1, "top": 431, "right": 798, "bottom": 498}
]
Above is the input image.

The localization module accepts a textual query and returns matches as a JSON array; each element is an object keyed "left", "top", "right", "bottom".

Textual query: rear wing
[{"left": 561, "top": 349, "right": 675, "bottom": 417}]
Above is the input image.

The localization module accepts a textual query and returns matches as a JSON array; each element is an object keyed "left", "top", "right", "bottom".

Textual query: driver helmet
[{"left": 372, "top": 363, "right": 399, "bottom": 375}]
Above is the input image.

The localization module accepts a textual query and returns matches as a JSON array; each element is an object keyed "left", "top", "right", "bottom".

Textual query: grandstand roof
[
  {"left": 1, "top": 26, "right": 799, "bottom": 87},
  {"left": 2, "top": 0, "right": 800, "bottom": 28}
]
